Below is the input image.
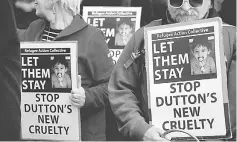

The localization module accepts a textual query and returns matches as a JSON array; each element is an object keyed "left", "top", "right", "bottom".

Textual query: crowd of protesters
[{"left": 1, "top": 0, "right": 235, "bottom": 141}]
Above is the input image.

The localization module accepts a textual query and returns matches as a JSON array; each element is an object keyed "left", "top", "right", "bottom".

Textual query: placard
[
  {"left": 144, "top": 18, "right": 231, "bottom": 140},
  {"left": 83, "top": 6, "right": 141, "bottom": 64},
  {"left": 20, "top": 42, "right": 80, "bottom": 140}
]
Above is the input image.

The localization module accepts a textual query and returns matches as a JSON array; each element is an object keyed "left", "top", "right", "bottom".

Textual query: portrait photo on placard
[
  {"left": 189, "top": 35, "right": 216, "bottom": 75},
  {"left": 50, "top": 55, "right": 72, "bottom": 89},
  {"left": 115, "top": 17, "right": 135, "bottom": 46}
]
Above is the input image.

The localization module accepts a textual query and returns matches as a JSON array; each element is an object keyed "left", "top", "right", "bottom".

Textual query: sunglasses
[{"left": 169, "top": 0, "right": 203, "bottom": 8}]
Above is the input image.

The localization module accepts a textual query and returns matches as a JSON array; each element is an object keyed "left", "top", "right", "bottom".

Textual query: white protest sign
[
  {"left": 21, "top": 42, "right": 81, "bottom": 140},
  {"left": 83, "top": 6, "right": 141, "bottom": 64},
  {"left": 144, "top": 18, "right": 231, "bottom": 140}
]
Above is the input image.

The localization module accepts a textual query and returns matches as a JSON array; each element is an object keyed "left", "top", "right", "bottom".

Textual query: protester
[
  {"left": 108, "top": 0, "right": 236, "bottom": 141},
  {"left": 19, "top": 0, "right": 114, "bottom": 140},
  {"left": 0, "top": 0, "right": 21, "bottom": 140}
]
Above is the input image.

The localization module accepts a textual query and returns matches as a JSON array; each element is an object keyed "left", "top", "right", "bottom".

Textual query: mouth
[
  {"left": 198, "top": 57, "right": 204, "bottom": 62},
  {"left": 57, "top": 73, "right": 62, "bottom": 78}
]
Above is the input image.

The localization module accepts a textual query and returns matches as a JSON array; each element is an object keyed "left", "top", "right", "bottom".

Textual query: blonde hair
[{"left": 58, "top": 0, "right": 83, "bottom": 16}]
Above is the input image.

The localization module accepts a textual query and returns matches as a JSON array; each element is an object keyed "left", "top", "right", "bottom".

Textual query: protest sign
[
  {"left": 20, "top": 42, "right": 80, "bottom": 140},
  {"left": 83, "top": 6, "right": 141, "bottom": 64},
  {"left": 144, "top": 18, "right": 231, "bottom": 140}
]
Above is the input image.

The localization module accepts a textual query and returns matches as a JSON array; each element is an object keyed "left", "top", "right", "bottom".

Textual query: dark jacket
[
  {"left": 19, "top": 16, "right": 114, "bottom": 141},
  {"left": 0, "top": 0, "right": 21, "bottom": 140},
  {"left": 108, "top": 9, "right": 236, "bottom": 141}
]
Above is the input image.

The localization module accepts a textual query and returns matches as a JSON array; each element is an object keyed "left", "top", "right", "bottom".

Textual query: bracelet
[{"left": 161, "top": 129, "right": 200, "bottom": 142}]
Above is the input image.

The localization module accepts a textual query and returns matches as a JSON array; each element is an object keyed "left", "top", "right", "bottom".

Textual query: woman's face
[{"left": 35, "top": 0, "right": 53, "bottom": 18}]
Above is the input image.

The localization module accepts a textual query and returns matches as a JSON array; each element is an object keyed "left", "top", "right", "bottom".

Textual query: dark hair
[
  {"left": 52, "top": 56, "right": 68, "bottom": 68},
  {"left": 117, "top": 17, "right": 133, "bottom": 28},
  {"left": 191, "top": 36, "right": 211, "bottom": 51}
]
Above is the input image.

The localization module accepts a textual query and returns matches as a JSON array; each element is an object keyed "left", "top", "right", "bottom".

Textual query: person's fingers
[
  {"left": 156, "top": 128, "right": 172, "bottom": 141},
  {"left": 77, "top": 75, "right": 81, "bottom": 88},
  {"left": 164, "top": 134, "right": 172, "bottom": 141},
  {"left": 70, "top": 96, "right": 84, "bottom": 107},
  {"left": 155, "top": 127, "right": 165, "bottom": 135},
  {"left": 70, "top": 101, "right": 81, "bottom": 107},
  {"left": 70, "top": 94, "right": 83, "bottom": 102},
  {"left": 152, "top": 135, "right": 170, "bottom": 142},
  {"left": 70, "top": 91, "right": 80, "bottom": 99}
]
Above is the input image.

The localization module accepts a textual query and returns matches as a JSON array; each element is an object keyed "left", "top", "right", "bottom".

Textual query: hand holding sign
[
  {"left": 70, "top": 75, "right": 86, "bottom": 108},
  {"left": 143, "top": 126, "right": 171, "bottom": 141}
]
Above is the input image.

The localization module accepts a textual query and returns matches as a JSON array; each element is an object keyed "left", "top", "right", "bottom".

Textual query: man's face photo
[
  {"left": 53, "top": 63, "right": 67, "bottom": 79},
  {"left": 193, "top": 45, "right": 210, "bottom": 62},
  {"left": 118, "top": 23, "right": 132, "bottom": 39},
  {"left": 167, "top": 0, "right": 211, "bottom": 23}
]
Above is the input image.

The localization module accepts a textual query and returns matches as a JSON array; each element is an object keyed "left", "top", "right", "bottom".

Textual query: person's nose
[
  {"left": 198, "top": 52, "right": 203, "bottom": 57},
  {"left": 181, "top": 1, "right": 191, "bottom": 11}
]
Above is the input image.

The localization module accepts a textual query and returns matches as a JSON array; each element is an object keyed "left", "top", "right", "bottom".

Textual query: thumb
[
  {"left": 157, "top": 128, "right": 171, "bottom": 141},
  {"left": 77, "top": 75, "right": 81, "bottom": 88}
]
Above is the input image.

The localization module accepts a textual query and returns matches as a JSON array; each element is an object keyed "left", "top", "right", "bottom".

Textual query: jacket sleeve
[
  {"left": 81, "top": 30, "right": 114, "bottom": 110},
  {"left": 108, "top": 31, "right": 152, "bottom": 140},
  {"left": 227, "top": 31, "right": 236, "bottom": 141},
  {"left": 0, "top": 0, "right": 21, "bottom": 140},
  {"left": 223, "top": 25, "right": 236, "bottom": 141}
]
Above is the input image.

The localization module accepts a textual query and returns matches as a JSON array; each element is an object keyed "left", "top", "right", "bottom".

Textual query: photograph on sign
[
  {"left": 144, "top": 18, "right": 231, "bottom": 140},
  {"left": 83, "top": 6, "right": 141, "bottom": 64},
  {"left": 20, "top": 42, "right": 80, "bottom": 141},
  {"left": 115, "top": 17, "right": 135, "bottom": 46}
]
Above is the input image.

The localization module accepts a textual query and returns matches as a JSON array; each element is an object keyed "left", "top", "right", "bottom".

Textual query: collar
[
  {"left": 55, "top": 15, "right": 88, "bottom": 40},
  {"left": 39, "top": 15, "right": 88, "bottom": 40}
]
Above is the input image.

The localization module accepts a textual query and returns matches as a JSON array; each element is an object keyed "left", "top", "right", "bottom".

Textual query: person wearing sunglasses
[{"left": 108, "top": 0, "right": 236, "bottom": 141}]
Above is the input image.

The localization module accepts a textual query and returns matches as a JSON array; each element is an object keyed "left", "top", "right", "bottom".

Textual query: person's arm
[
  {"left": 227, "top": 36, "right": 236, "bottom": 141},
  {"left": 0, "top": 0, "right": 21, "bottom": 140},
  {"left": 81, "top": 30, "right": 114, "bottom": 110},
  {"left": 222, "top": 25, "right": 236, "bottom": 141},
  {"left": 108, "top": 30, "right": 152, "bottom": 140}
]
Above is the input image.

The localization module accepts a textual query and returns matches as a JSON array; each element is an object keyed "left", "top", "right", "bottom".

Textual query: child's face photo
[
  {"left": 193, "top": 45, "right": 210, "bottom": 62},
  {"left": 53, "top": 63, "right": 67, "bottom": 78},
  {"left": 118, "top": 23, "right": 132, "bottom": 38}
]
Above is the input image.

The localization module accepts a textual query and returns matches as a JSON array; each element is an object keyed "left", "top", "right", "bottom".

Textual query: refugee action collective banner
[
  {"left": 144, "top": 18, "right": 231, "bottom": 140},
  {"left": 21, "top": 42, "right": 80, "bottom": 140},
  {"left": 83, "top": 6, "right": 141, "bottom": 64}
]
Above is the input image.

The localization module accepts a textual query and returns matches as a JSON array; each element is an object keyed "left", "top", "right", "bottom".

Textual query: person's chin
[
  {"left": 35, "top": 11, "right": 44, "bottom": 18},
  {"left": 175, "top": 16, "right": 199, "bottom": 23}
]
